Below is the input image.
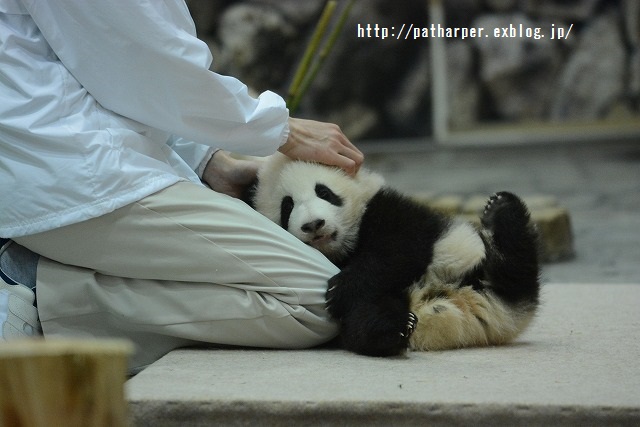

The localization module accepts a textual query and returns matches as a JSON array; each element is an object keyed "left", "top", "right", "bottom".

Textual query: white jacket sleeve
[
  {"left": 19, "top": 0, "right": 289, "bottom": 156},
  {"left": 166, "top": 136, "right": 216, "bottom": 178}
]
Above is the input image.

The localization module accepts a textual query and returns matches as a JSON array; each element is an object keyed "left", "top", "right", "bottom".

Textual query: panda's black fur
[{"left": 245, "top": 154, "right": 540, "bottom": 357}]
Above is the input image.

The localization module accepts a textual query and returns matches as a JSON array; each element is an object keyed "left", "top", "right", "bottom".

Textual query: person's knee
[{"left": 291, "top": 305, "right": 339, "bottom": 348}]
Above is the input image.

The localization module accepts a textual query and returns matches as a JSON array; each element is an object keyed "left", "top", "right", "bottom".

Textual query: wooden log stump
[{"left": 0, "top": 339, "right": 133, "bottom": 427}]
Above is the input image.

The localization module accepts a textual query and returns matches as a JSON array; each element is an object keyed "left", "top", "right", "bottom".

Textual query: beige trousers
[{"left": 16, "top": 181, "right": 339, "bottom": 371}]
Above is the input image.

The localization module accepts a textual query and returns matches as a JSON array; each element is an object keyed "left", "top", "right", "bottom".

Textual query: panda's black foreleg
[
  {"left": 326, "top": 268, "right": 418, "bottom": 356},
  {"left": 480, "top": 192, "right": 540, "bottom": 306},
  {"left": 337, "top": 293, "right": 417, "bottom": 357},
  {"left": 325, "top": 189, "right": 443, "bottom": 356}
]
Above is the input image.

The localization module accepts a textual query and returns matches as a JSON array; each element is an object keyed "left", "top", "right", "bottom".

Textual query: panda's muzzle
[
  {"left": 310, "top": 231, "right": 337, "bottom": 245},
  {"left": 300, "top": 219, "right": 338, "bottom": 248},
  {"left": 301, "top": 219, "right": 325, "bottom": 233}
]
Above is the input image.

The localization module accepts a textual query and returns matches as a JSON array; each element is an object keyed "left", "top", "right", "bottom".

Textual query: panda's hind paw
[{"left": 481, "top": 191, "right": 530, "bottom": 230}]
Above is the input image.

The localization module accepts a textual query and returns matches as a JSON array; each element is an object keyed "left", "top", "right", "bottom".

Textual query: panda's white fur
[
  {"left": 253, "top": 153, "right": 384, "bottom": 263},
  {"left": 249, "top": 153, "right": 540, "bottom": 355}
]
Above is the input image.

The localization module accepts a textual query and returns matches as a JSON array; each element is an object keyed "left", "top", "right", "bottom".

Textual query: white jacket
[{"left": 0, "top": 0, "right": 289, "bottom": 238}]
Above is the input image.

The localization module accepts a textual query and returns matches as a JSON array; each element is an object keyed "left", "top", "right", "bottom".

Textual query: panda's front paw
[
  {"left": 325, "top": 274, "right": 357, "bottom": 320},
  {"left": 340, "top": 297, "right": 416, "bottom": 357}
]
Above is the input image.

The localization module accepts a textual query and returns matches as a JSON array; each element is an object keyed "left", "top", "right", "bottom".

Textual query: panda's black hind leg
[
  {"left": 480, "top": 192, "right": 540, "bottom": 305},
  {"left": 482, "top": 192, "right": 531, "bottom": 233}
]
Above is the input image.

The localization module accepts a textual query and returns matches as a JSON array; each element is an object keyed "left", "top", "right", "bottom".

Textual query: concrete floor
[
  {"left": 360, "top": 139, "right": 640, "bottom": 285},
  {"left": 128, "top": 282, "right": 640, "bottom": 426}
]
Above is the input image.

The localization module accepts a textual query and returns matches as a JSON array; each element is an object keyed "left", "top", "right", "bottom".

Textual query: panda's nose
[{"left": 301, "top": 219, "right": 325, "bottom": 233}]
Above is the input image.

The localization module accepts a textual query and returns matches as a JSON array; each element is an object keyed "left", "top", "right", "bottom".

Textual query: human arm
[
  {"left": 202, "top": 117, "right": 365, "bottom": 197},
  {"left": 167, "top": 136, "right": 217, "bottom": 177},
  {"left": 201, "top": 150, "right": 261, "bottom": 199},
  {"left": 21, "top": 0, "right": 287, "bottom": 155}
]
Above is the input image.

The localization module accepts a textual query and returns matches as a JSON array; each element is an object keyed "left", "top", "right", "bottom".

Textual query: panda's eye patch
[
  {"left": 315, "top": 184, "right": 343, "bottom": 206},
  {"left": 280, "top": 196, "right": 294, "bottom": 230}
]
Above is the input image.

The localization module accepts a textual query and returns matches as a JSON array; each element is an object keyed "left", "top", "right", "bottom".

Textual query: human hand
[
  {"left": 278, "top": 118, "right": 364, "bottom": 175},
  {"left": 202, "top": 150, "right": 261, "bottom": 199}
]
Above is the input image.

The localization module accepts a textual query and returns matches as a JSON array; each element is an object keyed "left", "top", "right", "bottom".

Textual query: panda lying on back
[{"left": 245, "top": 153, "right": 540, "bottom": 357}]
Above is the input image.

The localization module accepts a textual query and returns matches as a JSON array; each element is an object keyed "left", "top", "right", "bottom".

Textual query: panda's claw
[
  {"left": 407, "top": 312, "right": 418, "bottom": 335},
  {"left": 408, "top": 312, "right": 418, "bottom": 326},
  {"left": 483, "top": 192, "right": 501, "bottom": 215},
  {"left": 398, "top": 312, "right": 418, "bottom": 341},
  {"left": 325, "top": 286, "right": 335, "bottom": 307}
]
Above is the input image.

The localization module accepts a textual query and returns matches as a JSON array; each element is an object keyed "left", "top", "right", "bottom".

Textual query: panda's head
[{"left": 252, "top": 153, "right": 385, "bottom": 263}]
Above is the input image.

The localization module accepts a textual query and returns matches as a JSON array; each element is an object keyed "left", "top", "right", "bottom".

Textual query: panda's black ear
[{"left": 241, "top": 177, "right": 259, "bottom": 208}]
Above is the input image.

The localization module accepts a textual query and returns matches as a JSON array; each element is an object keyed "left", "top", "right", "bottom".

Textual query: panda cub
[{"left": 246, "top": 153, "right": 540, "bottom": 357}]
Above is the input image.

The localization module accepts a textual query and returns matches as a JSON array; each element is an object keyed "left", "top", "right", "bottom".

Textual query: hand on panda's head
[{"left": 279, "top": 118, "right": 364, "bottom": 176}]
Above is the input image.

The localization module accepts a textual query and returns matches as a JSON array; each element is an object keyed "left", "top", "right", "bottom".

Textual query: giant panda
[{"left": 245, "top": 153, "right": 540, "bottom": 357}]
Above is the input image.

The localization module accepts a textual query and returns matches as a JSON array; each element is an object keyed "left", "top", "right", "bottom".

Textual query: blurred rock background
[{"left": 186, "top": 0, "right": 640, "bottom": 141}]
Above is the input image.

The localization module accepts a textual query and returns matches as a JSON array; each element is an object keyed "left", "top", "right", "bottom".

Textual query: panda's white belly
[{"left": 426, "top": 221, "right": 485, "bottom": 283}]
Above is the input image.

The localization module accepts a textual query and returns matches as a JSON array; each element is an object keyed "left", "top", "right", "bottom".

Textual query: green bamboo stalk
[
  {"left": 288, "top": 0, "right": 355, "bottom": 114},
  {"left": 319, "top": 0, "right": 355, "bottom": 60},
  {"left": 286, "top": 1, "right": 337, "bottom": 109}
]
